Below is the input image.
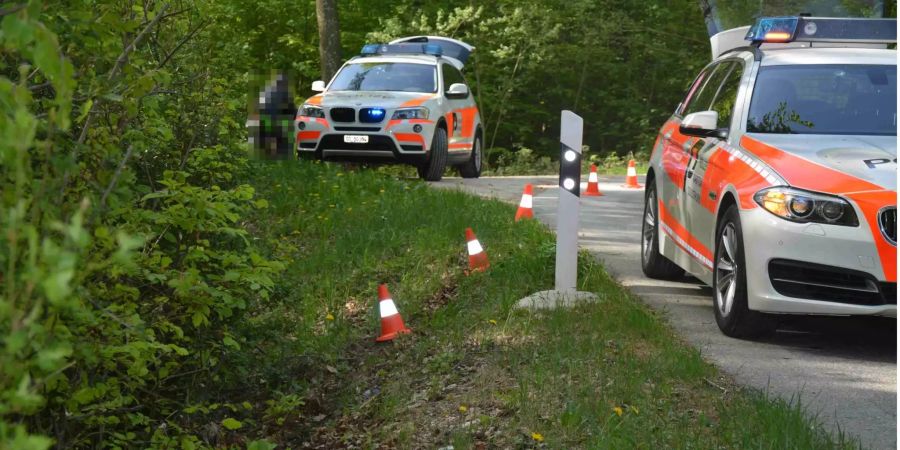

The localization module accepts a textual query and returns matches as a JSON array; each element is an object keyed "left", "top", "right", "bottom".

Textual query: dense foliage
[{"left": 1, "top": 2, "right": 282, "bottom": 447}]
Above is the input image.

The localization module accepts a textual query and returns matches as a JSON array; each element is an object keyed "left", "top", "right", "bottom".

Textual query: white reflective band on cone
[
  {"left": 467, "top": 240, "right": 484, "bottom": 255},
  {"left": 519, "top": 195, "right": 533, "bottom": 208},
  {"left": 627, "top": 166, "right": 637, "bottom": 176},
  {"left": 588, "top": 172, "right": 598, "bottom": 182},
  {"left": 379, "top": 299, "right": 399, "bottom": 317}
]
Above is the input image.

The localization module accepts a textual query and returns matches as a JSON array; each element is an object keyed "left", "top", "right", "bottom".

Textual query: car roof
[{"left": 758, "top": 47, "right": 896, "bottom": 66}]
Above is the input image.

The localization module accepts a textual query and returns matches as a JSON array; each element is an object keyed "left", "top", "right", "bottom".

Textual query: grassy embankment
[{"left": 240, "top": 160, "right": 857, "bottom": 448}]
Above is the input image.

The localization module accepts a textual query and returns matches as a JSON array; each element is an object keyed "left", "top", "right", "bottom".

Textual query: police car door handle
[{"left": 664, "top": 131, "right": 672, "bottom": 139}]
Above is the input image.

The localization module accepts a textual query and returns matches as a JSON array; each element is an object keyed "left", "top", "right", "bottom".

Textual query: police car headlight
[
  {"left": 753, "top": 187, "right": 858, "bottom": 226},
  {"left": 299, "top": 104, "right": 325, "bottom": 118},
  {"left": 391, "top": 107, "right": 429, "bottom": 120}
]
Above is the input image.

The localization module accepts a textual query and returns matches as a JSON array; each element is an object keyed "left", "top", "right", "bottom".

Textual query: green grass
[{"left": 238, "top": 160, "right": 859, "bottom": 449}]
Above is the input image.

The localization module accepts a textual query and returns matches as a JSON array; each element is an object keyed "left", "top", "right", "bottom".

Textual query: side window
[
  {"left": 678, "top": 70, "right": 708, "bottom": 116},
  {"left": 683, "top": 62, "right": 734, "bottom": 116},
  {"left": 441, "top": 63, "right": 466, "bottom": 97},
  {"left": 708, "top": 62, "right": 744, "bottom": 131}
]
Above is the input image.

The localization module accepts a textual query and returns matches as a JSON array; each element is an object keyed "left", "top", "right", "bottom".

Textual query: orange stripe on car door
[
  {"left": 658, "top": 197, "right": 714, "bottom": 265},
  {"left": 455, "top": 106, "right": 479, "bottom": 138},
  {"left": 661, "top": 121, "right": 688, "bottom": 190},
  {"left": 444, "top": 112, "right": 455, "bottom": 139}
]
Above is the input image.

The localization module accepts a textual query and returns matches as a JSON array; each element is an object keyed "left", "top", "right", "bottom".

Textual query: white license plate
[{"left": 343, "top": 135, "right": 369, "bottom": 144}]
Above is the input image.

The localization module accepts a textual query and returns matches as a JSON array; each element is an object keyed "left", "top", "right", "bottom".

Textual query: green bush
[
  {"left": 1, "top": 4, "right": 281, "bottom": 448},
  {"left": 484, "top": 146, "right": 556, "bottom": 176}
]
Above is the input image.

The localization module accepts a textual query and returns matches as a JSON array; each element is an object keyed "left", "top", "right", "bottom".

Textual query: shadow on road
[
  {"left": 636, "top": 276, "right": 896, "bottom": 363},
  {"left": 767, "top": 315, "right": 896, "bottom": 363}
]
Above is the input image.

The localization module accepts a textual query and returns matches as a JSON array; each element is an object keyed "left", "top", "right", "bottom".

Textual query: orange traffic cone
[
  {"left": 515, "top": 184, "right": 534, "bottom": 221},
  {"left": 375, "top": 284, "right": 411, "bottom": 342},
  {"left": 584, "top": 164, "right": 603, "bottom": 196},
  {"left": 465, "top": 227, "right": 490, "bottom": 273},
  {"left": 624, "top": 159, "right": 642, "bottom": 189}
]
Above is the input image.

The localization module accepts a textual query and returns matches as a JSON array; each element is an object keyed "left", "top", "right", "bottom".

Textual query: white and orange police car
[
  {"left": 642, "top": 16, "right": 897, "bottom": 337},
  {"left": 295, "top": 36, "right": 482, "bottom": 181}
]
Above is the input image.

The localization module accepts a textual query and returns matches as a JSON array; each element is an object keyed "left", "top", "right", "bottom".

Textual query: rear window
[
  {"left": 329, "top": 62, "right": 436, "bottom": 93},
  {"left": 747, "top": 64, "right": 897, "bottom": 136}
]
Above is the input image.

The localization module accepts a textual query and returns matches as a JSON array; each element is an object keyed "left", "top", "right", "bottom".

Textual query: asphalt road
[{"left": 433, "top": 175, "right": 897, "bottom": 450}]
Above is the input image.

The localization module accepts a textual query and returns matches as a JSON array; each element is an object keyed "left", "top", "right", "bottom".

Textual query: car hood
[
  {"left": 744, "top": 133, "right": 897, "bottom": 193},
  {"left": 304, "top": 91, "right": 436, "bottom": 109}
]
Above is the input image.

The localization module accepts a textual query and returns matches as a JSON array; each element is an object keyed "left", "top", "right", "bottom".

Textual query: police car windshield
[
  {"left": 747, "top": 64, "right": 897, "bottom": 136},
  {"left": 329, "top": 62, "right": 436, "bottom": 93}
]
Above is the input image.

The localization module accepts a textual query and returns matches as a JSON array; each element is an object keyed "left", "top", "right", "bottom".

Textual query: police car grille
[
  {"left": 878, "top": 207, "right": 896, "bottom": 245},
  {"left": 330, "top": 107, "right": 355, "bottom": 122},
  {"left": 318, "top": 134, "right": 397, "bottom": 152},
  {"left": 768, "top": 259, "right": 892, "bottom": 305}
]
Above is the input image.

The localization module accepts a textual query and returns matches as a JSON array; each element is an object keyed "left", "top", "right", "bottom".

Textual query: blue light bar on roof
[
  {"left": 361, "top": 44, "right": 381, "bottom": 55},
  {"left": 359, "top": 43, "right": 444, "bottom": 57},
  {"left": 746, "top": 16, "right": 896, "bottom": 44}
]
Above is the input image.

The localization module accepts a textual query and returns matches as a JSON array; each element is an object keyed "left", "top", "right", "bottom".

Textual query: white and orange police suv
[
  {"left": 642, "top": 16, "right": 897, "bottom": 337},
  {"left": 295, "top": 36, "right": 482, "bottom": 181}
]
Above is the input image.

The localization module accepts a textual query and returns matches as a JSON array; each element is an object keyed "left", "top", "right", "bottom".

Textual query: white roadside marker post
[
  {"left": 516, "top": 110, "right": 599, "bottom": 310},
  {"left": 556, "top": 110, "right": 582, "bottom": 291}
]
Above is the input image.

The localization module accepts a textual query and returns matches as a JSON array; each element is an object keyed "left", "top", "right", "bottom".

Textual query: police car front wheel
[
  {"left": 713, "top": 205, "right": 775, "bottom": 339},
  {"left": 419, "top": 127, "right": 448, "bottom": 182}
]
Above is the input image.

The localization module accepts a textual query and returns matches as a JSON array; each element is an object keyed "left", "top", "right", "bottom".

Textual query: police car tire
[
  {"left": 641, "top": 180, "right": 685, "bottom": 280},
  {"left": 713, "top": 205, "right": 775, "bottom": 339},
  {"left": 297, "top": 149, "right": 315, "bottom": 161},
  {"left": 420, "top": 127, "right": 448, "bottom": 181},
  {"left": 457, "top": 132, "right": 482, "bottom": 179}
]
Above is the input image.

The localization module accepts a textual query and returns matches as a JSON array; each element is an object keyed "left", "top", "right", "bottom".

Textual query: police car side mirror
[
  {"left": 446, "top": 83, "right": 469, "bottom": 99},
  {"left": 311, "top": 80, "right": 326, "bottom": 92},
  {"left": 680, "top": 110, "right": 727, "bottom": 139}
]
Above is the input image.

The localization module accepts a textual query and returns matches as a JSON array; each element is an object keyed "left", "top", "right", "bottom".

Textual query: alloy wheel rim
[
  {"left": 642, "top": 192, "right": 656, "bottom": 262},
  {"left": 716, "top": 224, "right": 738, "bottom": 317}
]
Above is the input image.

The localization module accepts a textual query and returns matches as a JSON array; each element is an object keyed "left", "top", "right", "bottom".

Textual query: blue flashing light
[
  {"left": 361, "top": 44, "right": 380, "bottom": 55},
  {"left": 745, "top": 17, "right": 799, "bottom": 43},
  {"left": 360, "top": 107, "right": 386, "bottom": 123},
  {"left": 423, "top": 43, "right": 443, "bottom": 56}
]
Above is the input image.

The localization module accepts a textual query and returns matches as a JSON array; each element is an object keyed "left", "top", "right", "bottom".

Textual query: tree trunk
[{"left": 316, "top": 0, "right": 342, "bottom": 82}]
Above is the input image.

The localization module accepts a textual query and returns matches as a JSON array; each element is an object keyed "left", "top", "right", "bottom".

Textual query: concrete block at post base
[{"left": 515, "top": 289, "right": 601, "bottom": 310}]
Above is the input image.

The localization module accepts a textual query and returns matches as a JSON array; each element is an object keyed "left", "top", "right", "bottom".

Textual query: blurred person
[{"left": 252, "top": 72, "right": 295, "bottom": 158}]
